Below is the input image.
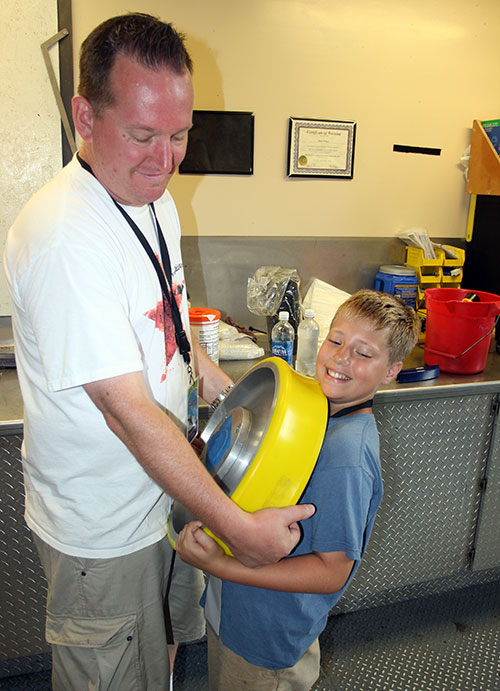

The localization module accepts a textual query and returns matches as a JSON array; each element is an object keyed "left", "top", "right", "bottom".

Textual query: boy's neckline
[{"left": 330, "top": 399, "right": 374, "bottom": 418}]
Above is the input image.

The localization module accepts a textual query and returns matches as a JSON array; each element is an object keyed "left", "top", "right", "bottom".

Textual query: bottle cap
[
  {"left": 279, "top": 311, "right": 289, "bottom": 320},
  {"left": 304, "top": 308, "right": 315, "bottom": 318}
]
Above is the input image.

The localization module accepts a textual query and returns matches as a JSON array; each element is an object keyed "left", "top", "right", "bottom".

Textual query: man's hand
[{"left": 222, "top": 503, "right": 316, "bottom": 568}]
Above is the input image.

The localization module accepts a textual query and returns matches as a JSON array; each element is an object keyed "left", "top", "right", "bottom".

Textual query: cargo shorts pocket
[{"left": 47, "top": 612, "right": 144, "bottom": 691}]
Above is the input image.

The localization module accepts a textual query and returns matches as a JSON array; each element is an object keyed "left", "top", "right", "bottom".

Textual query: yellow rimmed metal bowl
[{"left": 167, "top": 356, "right": 328, "bottom": 555}]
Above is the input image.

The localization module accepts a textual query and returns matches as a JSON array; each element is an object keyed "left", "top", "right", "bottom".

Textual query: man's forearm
[
  {"left": 83, "top": 371, "right": 244, "bottom": 536},
  {"left": 192, "top": 338, "right": 233, "bottom": 404}
]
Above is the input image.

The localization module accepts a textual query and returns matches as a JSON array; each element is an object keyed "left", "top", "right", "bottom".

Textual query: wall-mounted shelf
[{"left": 466, "top": 119, "right": 500, "bottom": 196}]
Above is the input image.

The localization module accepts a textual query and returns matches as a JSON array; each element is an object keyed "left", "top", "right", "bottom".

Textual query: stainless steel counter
[
  {"left": 2, "top": 336, "right": 500, "bottom": 430},
  {"left": 218, "top": 336, "right": 500, "bottom": 398}
]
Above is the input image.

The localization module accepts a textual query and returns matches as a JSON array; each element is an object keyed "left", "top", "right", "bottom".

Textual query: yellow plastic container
[
  {"left": 439, "top": 245, "right": 465, "bottom": 285},
  {"left": 167, "top": 357, "right": 329, "bottom": 555},
  {"left": 405, "top": 244, "right": 465, "bottom": 295}
]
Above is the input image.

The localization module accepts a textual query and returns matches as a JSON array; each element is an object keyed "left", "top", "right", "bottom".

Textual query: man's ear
[
  {"left": 72, "top": 95, "right": 95, "bottom": 142},
  {"left": 382, "top": 361, "right": 403, "bottom": 385}
]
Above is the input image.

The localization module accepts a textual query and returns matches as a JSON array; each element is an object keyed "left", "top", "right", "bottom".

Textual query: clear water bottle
[
  {"left": 271, "top": 311, "right": 295, "bottom": 365},
  {"left": 295, "top": 308, "right": 320, "bottom": 377}
]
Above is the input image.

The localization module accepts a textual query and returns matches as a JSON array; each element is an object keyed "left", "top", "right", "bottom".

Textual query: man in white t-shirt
[{"left": 3, "top": 13, "right": 315, "bottom": 691}]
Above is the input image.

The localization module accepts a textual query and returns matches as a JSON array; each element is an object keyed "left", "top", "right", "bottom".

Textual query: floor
[{"left": 1, "top": 580, "right": 499, "bottom": 690}]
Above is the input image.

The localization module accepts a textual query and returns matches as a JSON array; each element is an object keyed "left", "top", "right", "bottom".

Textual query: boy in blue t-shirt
[{"left": 177, "top": 290, "right": 420, "bottom": 690}]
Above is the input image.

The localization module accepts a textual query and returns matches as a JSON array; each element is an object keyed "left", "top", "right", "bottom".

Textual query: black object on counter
[{"left": 397, "top": 365, "right": 440, "bottom": 383}]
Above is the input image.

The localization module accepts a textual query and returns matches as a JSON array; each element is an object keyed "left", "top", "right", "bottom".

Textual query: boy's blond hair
[{"left": 333, "top": 289, "right": 420, "bottom": 365}]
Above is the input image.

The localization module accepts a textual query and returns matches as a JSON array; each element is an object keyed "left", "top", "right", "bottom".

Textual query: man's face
[{"left": 77, "top": 54, "right": 194, "bottom": 206}]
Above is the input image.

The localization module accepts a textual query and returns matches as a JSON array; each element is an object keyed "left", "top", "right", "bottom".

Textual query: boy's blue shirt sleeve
[
  {"left": 297, "top": 414, "right": 383, "bottom": 561},
  {"left": 304, "top": 465, "right": 375, "bottom": 559}
]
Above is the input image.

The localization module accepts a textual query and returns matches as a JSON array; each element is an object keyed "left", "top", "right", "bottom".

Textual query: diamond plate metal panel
[
  {"left": 334, "top": 392, "right": 497, "bottom": 612},
  {"left": 0, "top": 433, "right": 49, "bottom": 671},
  {"left": 473, "top": 395, "right": 500, "bottom": 571},
  {"left": 315, "top": 580, "right": 500, "bottom": 691}
]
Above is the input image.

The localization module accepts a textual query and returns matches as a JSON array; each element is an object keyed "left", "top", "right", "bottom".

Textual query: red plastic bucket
[{"left": 424, "top": 288, "right": 500, "bottom": 374}]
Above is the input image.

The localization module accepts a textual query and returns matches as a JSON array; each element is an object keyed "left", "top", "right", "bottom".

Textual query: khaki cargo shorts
[
  {"left": 33, "top": 533, "right": 205, "bottom": 691},
  {"left": 207, "top": 623, "right": 320, "bottom": 691}
]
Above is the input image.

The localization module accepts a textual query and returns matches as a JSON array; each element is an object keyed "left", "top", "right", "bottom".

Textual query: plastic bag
[
  {"left": 247, "top": 267, "right": 302, "bottom": 349},
  {"left": 459, "top": 144, "right": 470, "bottom": 182},
  {"left": 219, "top": 337, "right": 265, "bottom": 360},
  {"left": 247, "top": 267, "right": 301, "bottom": 316}
]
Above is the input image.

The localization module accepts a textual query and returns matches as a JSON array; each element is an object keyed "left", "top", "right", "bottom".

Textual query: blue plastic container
[{"left": 374, "top": 265, "right": 418, "bottom": 308}]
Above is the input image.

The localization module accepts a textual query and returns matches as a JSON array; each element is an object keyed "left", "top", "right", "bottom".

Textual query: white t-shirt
[{"left": 4, "top": 156, "right": 192, "bottom": 558}]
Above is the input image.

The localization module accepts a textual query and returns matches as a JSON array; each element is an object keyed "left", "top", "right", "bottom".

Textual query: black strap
[
  {"left": 331, "top": 399, "right": 374, "bottom": 418},
  {"left": 163, "top": 549, "right": 177, "bottom": 645},
  {"left": 77, "top": 154, "right": 191, "bottom": 369}
]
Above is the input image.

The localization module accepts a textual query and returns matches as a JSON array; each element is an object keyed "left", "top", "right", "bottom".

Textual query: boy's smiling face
[{"left": 316, "top": 315, "right": 402, "bottom": 415}]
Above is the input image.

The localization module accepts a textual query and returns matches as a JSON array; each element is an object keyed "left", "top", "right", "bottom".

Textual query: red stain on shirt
[{"left": 144, "top": 279, "right": 186, "bottom": 382}]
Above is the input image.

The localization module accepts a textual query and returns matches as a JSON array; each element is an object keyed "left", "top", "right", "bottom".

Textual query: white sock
[{"left": 170, "top": 674, "right": 173, "bottom": 691}]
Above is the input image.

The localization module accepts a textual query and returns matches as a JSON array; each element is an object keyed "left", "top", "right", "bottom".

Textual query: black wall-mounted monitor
[{"left": 179, "top": 110, "right": 254, "bottom": 175}]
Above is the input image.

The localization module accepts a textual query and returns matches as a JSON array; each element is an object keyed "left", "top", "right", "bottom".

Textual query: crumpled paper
[{"left": 397, "top": 227, "right": 435, "bottom": 259}]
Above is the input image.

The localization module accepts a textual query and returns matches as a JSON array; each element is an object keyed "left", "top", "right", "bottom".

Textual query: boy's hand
[{"left": 177, "top": 520, "right": 226, "bottom": 571}]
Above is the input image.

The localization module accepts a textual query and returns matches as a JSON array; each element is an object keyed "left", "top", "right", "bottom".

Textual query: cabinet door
[
  {"left": 472, "top": 397, "right": 500, "bottom": 571},
  {"left": 0, "top": 432, "right": 50, "bottom": 674},
  {"left": 463, "top": 194, "right": 500, "bottom": 297}
]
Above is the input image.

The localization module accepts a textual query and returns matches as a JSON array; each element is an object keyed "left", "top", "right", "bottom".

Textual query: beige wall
[
  {"left": 73, "top": 0, "right": 499, "bottom": 239},
  {"left": 0, "top": 0, "right": 59, "bottom": 314}
]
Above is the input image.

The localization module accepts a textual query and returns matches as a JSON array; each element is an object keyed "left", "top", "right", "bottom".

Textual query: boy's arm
[{"left": 177, "top": 521, "right": 354, "bottom": 595}]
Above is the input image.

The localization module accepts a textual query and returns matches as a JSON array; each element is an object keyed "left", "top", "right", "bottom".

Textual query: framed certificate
[{"left": 287, "top": 118, "right": 356, "bottom": 178}]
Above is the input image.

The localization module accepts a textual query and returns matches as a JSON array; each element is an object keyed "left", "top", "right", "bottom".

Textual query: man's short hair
[
  {"left": 78, "top": 13, "right": 193, "bottom": 116},
  {"left": 333, "top": 289, "right": 420, "bottom": 364}
]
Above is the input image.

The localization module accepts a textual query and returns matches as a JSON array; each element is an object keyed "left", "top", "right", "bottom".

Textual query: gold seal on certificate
[{"left": 287, "top": 117, "right": 356, "bottom": 178}]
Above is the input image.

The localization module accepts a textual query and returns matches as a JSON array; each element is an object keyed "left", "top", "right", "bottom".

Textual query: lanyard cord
[
  {"left": 331, "top": 399, "right": 374, "bottom": 418},
  {"left": 112, "top": 200, "right": 192, "bottom": 367},
  {"left": 76, "top": 154, "right": 192, "bottom": 371}
]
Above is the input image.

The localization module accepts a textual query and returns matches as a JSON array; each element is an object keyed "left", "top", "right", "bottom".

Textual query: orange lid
[{"left": 189, "top": 308, "right": 221, "bottom": 323}]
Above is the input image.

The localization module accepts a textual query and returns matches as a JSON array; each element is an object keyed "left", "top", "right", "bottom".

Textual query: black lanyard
[
  {"left": 77, "top": 154, "right": 192, "bottom": 372},
  {"left": 331, "top": 399, "right": 374, "bottom": 418}
]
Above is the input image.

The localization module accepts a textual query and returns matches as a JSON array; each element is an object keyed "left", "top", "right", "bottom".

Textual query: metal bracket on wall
[{"left": 41, "top": 29, "right": 76, "bottom": 156}]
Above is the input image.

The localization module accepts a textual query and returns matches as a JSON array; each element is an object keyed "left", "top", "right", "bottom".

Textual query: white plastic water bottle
[
  {"left": 271, "top": 311, "right": 295, "bottom": 365},
  {"left": 295, "top": 308, "right": 320, "bottom": 377}
]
